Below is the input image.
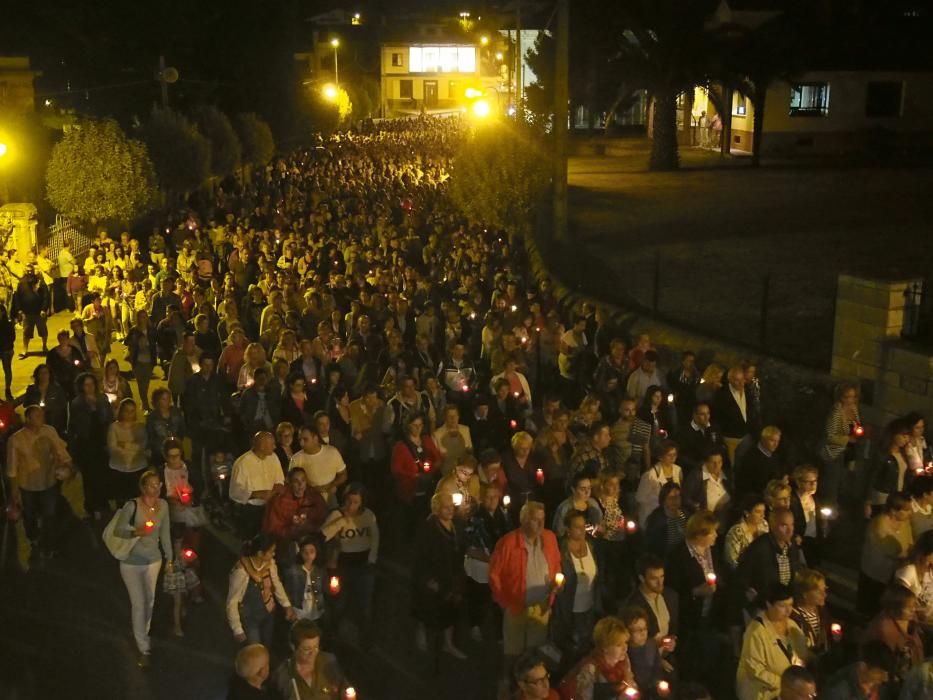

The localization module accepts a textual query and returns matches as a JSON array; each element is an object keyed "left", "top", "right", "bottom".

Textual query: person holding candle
[
  {"left": 463, "top": 482, "right": 511, "bottom": 642},
  {"left": 866, "top": 419, "right": 914, "bottom": 517},
  {"left": 557, "top": 615, "right": 636, "bottom": 700},
  {"left": 21, "top": 363, "right": 68, "bottom": 436},
  {"left": 551, "top": 473, "right": 603, "bottom": 538},
  {"left": 101, "top": 358, "right": 132, "bottom": 410},
  {"left": 269, "top": 620, "right": 345, "bottom": 700},
  {"left": 390, "top": 412, "right": 441, "bottom": 535},
  {"left": 789, "top": 465, "right": 822, "bottom": 566},
  {"left": 635, "top": 440, "right": 683, "bottom": 528},
  {"left": 904, "top": 412, "right": 931, "bottom": 473},
  {"left": 411, "top": 491, "right": 467, "bottom": 658},
  {"left": 45, "top": 330, "right": 84, "bottom": 401},
  {"left": 622, "top": 606, "right": 671, "bottom": 698},
  {"left": 894, "top": 529, "right": 933, "bottom": 642},
  {"left": 552, "top": 510, "right": 606, "bottom": 661},
  {"left": 226, "top": 533, "right": 296, "bottom": 647},
  {"left": 789, "top": 568, "right": 834, "bottom": 657},
  {"left": 108, "top": 398, "right": 149, "bottom": 501},
  {"left": 321, "top": 483, "right": 379, "bottom": 645},
  {"left": 282, "top": 535, "right": 328, "bottom": 626},
  {"left": 734, "top": 507, "right": 804, "bottom": 617},
  {"left": 858, "top": 493, "right": 913, "bottom": 617},
  {"left": 113, "top": 469, "right": 173, "bottom": 668},
  {"left": 167, "top": 332, "right": 202, "bottom": 405},
  {"left": 502, "top": 431, "right": 547, "bottom": 516},
  {"left": 630, "top": 386, "right": 670, "bottom": 473},
  {"left": 145, "top": 388, "right": 186, "bottom": 464},
  {"left": 489, "top": 500, "right": 561, "bottom": 665},
  {"left": 735, "top": 583, "right": 811, "bottom": 700},
  {"left": 819, "top": 381, "right": 863, "bottom": 509},
  {"left": 907, "top": 474, "right": 933, "bottom": 539},
  {"left": 665, "top": 510, "right": 722, "bottom": 687},
  {"left": 623, "top": 554, "right": 680, "bottom": 650},
  {"left": 262, "top": 467, "right": 328, "bottom": 555},
  {"left": 68, "top": 371, "right": 114, "bottom": 519}
]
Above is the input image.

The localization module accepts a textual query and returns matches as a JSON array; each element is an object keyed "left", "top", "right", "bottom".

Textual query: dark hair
[
  {"left": 740, "top": 491, "right": 767, "bottom": 516},
  {"left": 859, "top": 639, "right": 896, "bottom": 673},
  {"left": 643, "top": 350, "right": 659, "bottom": 363},
  {"left": 636, "top": 553, "right": 665, "bottom": 579},
  {"left": 764, "top": 582, "right": 794, "bottom": 605},
  {"left": 880, "top": 417, "right": 911, "bottom": 453},
  {"left": 32, "top": 363, "right": 50, "bottom": 382},
  {"left": 911, "top": 530, "right": 933, "bottom": 561},
  {"left": 904, "top": 411, "right": 925, "bottom": 430},
  {"left": 513, "top": 650, "right": 547, "bottom": 684},
  {"left": 880, "top": 584, "right": 916, "bottom": 618},
  {"left": 289, "top": 619, "right": 322, "bottom": 648},
  {"left": 479, "top": 448, "right": 501, "bottom": 467},
  {"left": 588, "top": 421, "right": 609, "bottom": 440},
  {"left": 341, "top": 482, "right": 367, "bottom": 510},
  {"left": 620, "top": 605, "right": 649, "bottom": 628},
  {"left": 909, "top": 475, "right": 933, "bottom": 500},
  {"left": 74, "top": 371, "right": 98, "bottom": 395},
  {"left": 564, "top": 509, "right": 587, "bottom": 530},
  {"left": 658, "top": 480, "right": 681, "bottom": 506},
  {"left": 295, "top": 533, "right": 324, "bottom": 565},
  {"left": 253, "top": 367, "right": 269, "bottom": 381},
  {"left": 162, "top": 437, "right": 183, "bottom": 457},
  {"left": 636, "top": 385, "right": 664, "bottom": 422},
  {"left": 780, "top": 665, "right": 815, "bottom": 689},
  {"left": 286, "top": 467, "right": 307, "bottom": 482},
  {"left": 242, "top": 533, "right": 277, "bottom": 557},
  {"left": 884, "top": 491, "right": 911, "bottom": 514}
]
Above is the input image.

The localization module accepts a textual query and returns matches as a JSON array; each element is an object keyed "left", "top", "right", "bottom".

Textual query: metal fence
[{"left": 41, "top": 215, "right": 92, "bottom": 267}]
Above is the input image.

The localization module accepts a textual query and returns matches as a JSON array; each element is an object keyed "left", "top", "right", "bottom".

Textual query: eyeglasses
[{"left": 522, "top": 672, "right": 549, "bottom": 686}]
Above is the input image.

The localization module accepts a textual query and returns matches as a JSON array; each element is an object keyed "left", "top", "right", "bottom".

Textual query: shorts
[{"left": 23, "top": 314, "right": 47, "bottom": 341}]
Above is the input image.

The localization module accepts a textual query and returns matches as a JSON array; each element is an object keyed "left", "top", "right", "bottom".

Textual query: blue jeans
[
  {"left": 242, "top": 610, "right": 275, "bottom": 648},
  {"left": 20, "top": 483, "right": 60, "bottom": 552}
]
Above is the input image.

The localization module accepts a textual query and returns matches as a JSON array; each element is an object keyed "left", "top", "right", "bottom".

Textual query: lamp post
[{"left": 331, "top": 38, "right": 340, "bottom": 87}]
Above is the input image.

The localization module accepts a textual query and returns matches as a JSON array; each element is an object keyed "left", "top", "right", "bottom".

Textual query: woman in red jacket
[
  {"left": 390, "top": 412, "right": 441, "bottom": 539},
  {"left": 558, "top": 615, "right": 637, "bottom": 700}
]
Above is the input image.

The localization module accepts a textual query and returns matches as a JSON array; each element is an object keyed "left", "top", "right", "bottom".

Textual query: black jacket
[
  {"left": 552, "top": 537, "right": 606, "bottom": 652},
  {"left": 734, "top": 534, "right": 804, "bottom": 611},
  {"left": 664, "top": 540, "right": 723, "bottom": 629},
  {"left": 622, "top": 586, "right": 681, "bottom": 639},
  {"left": 712, "top": 386, "right": 757, "bottom": 440},
  {"left": 675, "top": 423, "right": 726, "bottom": 475},
  {"left": 735, "top": 445, "right": 784, "bottom": 498}
]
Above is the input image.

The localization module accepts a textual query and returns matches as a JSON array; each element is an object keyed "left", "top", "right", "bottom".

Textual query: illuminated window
[
  {"left": 392, "top": 53, "right": 403, "bottom": 67},
  {"left": 734, "top": 94, "right": 747, "bottom": 116},
  {"left": 408, "top": 46, "right": 477, "bottom": 73},
  {"left": 789, "top": 83, "right": 830, "bottom": 116}
]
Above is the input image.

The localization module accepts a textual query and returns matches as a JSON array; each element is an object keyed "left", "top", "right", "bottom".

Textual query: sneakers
[{"left": 137, "top": 653, "right": 151, "bottom": 669}]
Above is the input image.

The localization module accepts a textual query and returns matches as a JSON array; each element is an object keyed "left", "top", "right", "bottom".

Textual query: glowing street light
[
  {"left": 495, "top": 52, "right": 504, "bottom": 61},
  {"left": 0, "top": 143, "right": 6, "bottom": 159},
  {"left": 330, "top": 38, "right": 340, "bottom": 86},
  {"left": 480, "top": 35, "right": 490, "bottom": 46},
  {"left": 323, "top": 84, "right": 338, "bottom": 101},
  {"left": 472, "top": 99, "right": 491, "bottom": 118}
]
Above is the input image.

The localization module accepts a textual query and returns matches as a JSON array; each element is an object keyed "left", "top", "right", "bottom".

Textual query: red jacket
[
  {"left": 489, "top": 528, "right": 562, "bottom": 615},
  {"left": 261, "top": 485, "right": 328, "bottom": 542},
  {"left": 390, "top": 437, "right": 441, "bottom": 503}
]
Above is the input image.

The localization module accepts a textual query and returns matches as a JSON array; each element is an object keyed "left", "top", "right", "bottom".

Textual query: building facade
[{"left": 0, "top": 56, "right": 40, "bottom": 114}]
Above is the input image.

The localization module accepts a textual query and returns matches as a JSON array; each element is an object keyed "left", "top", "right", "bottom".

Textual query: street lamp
[
  {"left": 323, "top": 84, "right": 338, "bottom": 101},
  {"left": 480, "top": 35, "right": 490, "bottom": 46},
  {"left": 0, "top": 143, "right": 7, "bottom": 159},
  {"left": 330, "top": 38, "right": 340, "bottom": 87},
  {"left": 472, "top": 99, "right": 491, "bottom": 118}
]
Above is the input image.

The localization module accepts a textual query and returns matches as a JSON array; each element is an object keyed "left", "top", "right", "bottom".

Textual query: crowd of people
[{"left": 2, "top": 115, "right": 933, "bottom": 700}]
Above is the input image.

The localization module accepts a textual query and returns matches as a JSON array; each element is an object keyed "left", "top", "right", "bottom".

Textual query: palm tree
[{"left": 614, "top": 0, "right": 723, "bottom": 171}]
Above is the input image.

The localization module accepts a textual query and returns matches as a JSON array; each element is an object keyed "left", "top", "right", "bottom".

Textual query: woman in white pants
[{"left": 114, "top": 469, "right": 174, "bottom": 668}]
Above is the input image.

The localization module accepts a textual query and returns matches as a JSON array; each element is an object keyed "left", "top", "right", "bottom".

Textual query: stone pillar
[
  {"left": 830, "top": 273, "right": 922, "bottom": 424},
  {"left": 0, "top": 203, "right": 38, "bottom": 264}
]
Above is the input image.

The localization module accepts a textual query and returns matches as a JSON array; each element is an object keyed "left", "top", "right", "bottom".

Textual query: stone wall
[{"left": 830, "top": 274, "right": 932, "bottom": 426}]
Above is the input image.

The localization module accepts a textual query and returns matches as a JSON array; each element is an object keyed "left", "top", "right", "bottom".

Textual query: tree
[
  {"left": 141, "top": 107, "right": 211, "bottom": 196},
  {"left": 190, "top": 105, "right": 241, "bottom": 178},
  {"left": 234, "top": 113, "right": 275, "bottom": 169},
  {"left": 615, "top": 0, "right": 722, "bottom": 170},
  {"left": 46, "top": 119, "right": 157, "bottom": 223},
  {"left": 449, "top": 122, "right": 550, "bottom": 240}
]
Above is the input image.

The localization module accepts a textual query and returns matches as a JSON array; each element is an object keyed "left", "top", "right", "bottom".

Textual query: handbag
[{"left": 102, "top": 500, "right": 140, "bottom": 561}]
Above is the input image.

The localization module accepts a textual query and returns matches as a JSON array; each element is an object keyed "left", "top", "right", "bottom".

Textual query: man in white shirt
[
  {"left": 230, "top": 432, "right": 285, "bottom": 538},
  {"left": 290, "top": 425, "right": 347, "bottom": 506},
  {"left": 625, "top": 350, "right": 662, "bottom": 403}
]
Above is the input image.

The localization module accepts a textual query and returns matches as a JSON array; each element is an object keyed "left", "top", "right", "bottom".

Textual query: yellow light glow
[
  {"left": 331, "top": 38, "right": 340, "bottom": 48},
  {"left": 480, "top": 36, "right": 490, "bottom": 46},
  {"left": 472, "top": 99, "right": 491, "bottom": 118},
  {"left": 323, "top": 84, "right": 338, "bottom": 100},
  {"left": 495, "top": 52, "right": 504, "bottom": 61},
  {"left": 0, "top": 143, "right": 7, "bottom": 158},
  {"left": 464, "top": 87, "right": 482, "bottom": 99}
]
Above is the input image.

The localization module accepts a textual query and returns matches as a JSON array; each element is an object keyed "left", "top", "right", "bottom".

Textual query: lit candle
[
  {"left": 513, "top": 391, "right": 520, "bottom": 398},
  {"left": 329, "top": 575, "right": 341, "bottom": 595},
  {"left": 502, "top": 495, "right": 511, "bottom": 507},
  {"left": 74, "top": 359, "right": 81, "bottom": 366},
  {"left": 345, "top": 688, "right": 357, "bottom": 700},
  {"left": 657, "top": 680, "right": 671, "bottom": 697},
  {"left": 510, "top": 305, "right": 517, "bottom": 312},
  {"left": 623, "top": 687, "right": 640, "bottom": 699},
  {"left": 626, "top": 520, "right": 637, "bottom": 533},
  {"left": 422, "top": 460, "right": 432, "bottom": 474},
  {"left": 144, "top": 519, "right": 155, "bottom": 533},
  {"left": 182, "top": 548, "right": 197, "bottom": 562},
  {"left": 830, "top": 622, "right": 843, "bottom": 641},
  {"left": 469, "top": 313, "right": 476, "bottom": 320},
  {"left": 180, "top": 490, "right": 192, "bottom": 505},
  {"left": 917, "top": 468, "right": 926, "bottom": 475},
  {"left": 310, "top": 377, "right": 318, "bottom": 384},
  {"left": 554, "top": 572, "right": 565, "bottom": 587},
  {"left": 0, "top": 420, "right": 5, "bottom": 429},
  {"left": 39, "top": 400, "right": 45, "bottom": 407},
  {"left": 452, "top": 493, "right": 463, "bottom": 507},
  {"left": 853, "top": 423, "right": 865, "bottom": 437},
  {"left": 667, "top": 393, "right": 674, "bottom": 403},
  {"left": 819, "top": 507, "right": 834, "bottom": 518},
  {"left": 535, "top": 468, "right": 545, "bottom": 485},
  {"left": 658, "top": 428, "right": 668, "bottom": 438},
  {"left": 509, "top": 419, "right": 518, "bottom": 429},
  {"left": 706, "top": 572, "right": 717, "bottom": 586},
  {"left": 460, "top": 384, "right": 469, "bottom": 393},
  {"left": 218, "top": 472, "right": 227, "bottom": 480}
]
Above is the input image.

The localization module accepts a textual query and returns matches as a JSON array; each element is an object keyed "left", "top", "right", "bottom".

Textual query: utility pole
[
  {"left": 515, "top": 0, "right": 523, "bottom": 117},
  {"left": 159, "top": 55, "right": 169, "bottom": 108},
  {"left": 553, "top": 0, "right": 569, "bottom": 242}
]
